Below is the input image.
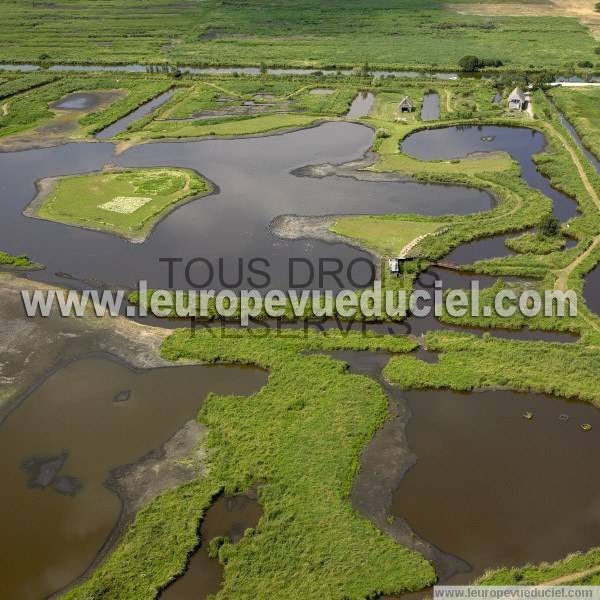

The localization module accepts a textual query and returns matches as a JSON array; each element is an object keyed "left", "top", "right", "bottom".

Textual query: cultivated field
[{"left": 0, "top": 0, "right": 598, "bottom": 70}]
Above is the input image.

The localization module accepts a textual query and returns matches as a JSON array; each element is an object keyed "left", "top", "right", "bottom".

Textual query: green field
[
  {"left": 549, "top": 86, "right": 600, "bottom": 161},
  {"left": 0, "top": 73, "right": 172, "bottom": 140},
  {"left": 0, "top": 0, "right": 598, "bottom": 70},
  {"left": 332, "top": 218, "right": 443, "bottom": 257},
  {"left": 133, "top": 113, "right": 323, "bottom": 141},
  {"left": 32, "top": 168, "right": 210, "bottom": 241},
  {"left": 161, "top": 80, "right": 357, "bottom": 119},
  {"left": 123, "top": 78, "right": 360, "bottom": 141}
]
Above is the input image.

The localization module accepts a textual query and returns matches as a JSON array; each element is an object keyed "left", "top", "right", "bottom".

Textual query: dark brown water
[
  {"left": 160, "top": 491, "right": 262, "bottom": 599},
  {"left": 393, "top": 389, "right": 600, "bottom": 582},
  {"left": 334, "top": 352, "right": 600, "bottom": 586},
  {"left": 0, "top": 356, "right": 266, "bottom": 600}
]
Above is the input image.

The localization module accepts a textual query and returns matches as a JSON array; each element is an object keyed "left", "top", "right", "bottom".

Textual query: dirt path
[
  {"left": 449, "top": 1, "right": 600, "bottom": 38},
  {"left": 546, "top": 120, "right": 600, "bottom": 294},
  {"left": 540, "top": 563, "right": 600, "bottom": 585},
  {"left": 543, "top": 118, "right": 600, "bottom": 331},
  {"left": 444, "top": 89, "right": 453, "bottom": 114}
]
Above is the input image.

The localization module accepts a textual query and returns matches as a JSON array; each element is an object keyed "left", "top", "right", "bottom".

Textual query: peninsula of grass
[
  {"left": 127, "top": 112, "right": 323, "bottom": 142},
  {"left": 331, "top": 217, "right": 444, "bottom": 257},
  {"left": 505, "top": 231, "right": 567, "bottom": 255},
  {"left": 66, "top": 328, "right": 435, "bottom": 600},
  {"left": 384, "top": 331, "right": 600, "bottom": 406},
  {"left": 0, "top": 250, "right": 38, "bottom": 270},
  {"left": 28, "top": 167, "right": 210, "bottom": 242}
]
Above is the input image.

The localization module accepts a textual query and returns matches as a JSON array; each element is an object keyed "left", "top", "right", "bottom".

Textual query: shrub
[
  {"left": 458, "top": 56, "right": 503, "bottom": 71},
  {"left": 539, "top": 214, "right": 560, "bottom": 236},
  {"left": 458, "top": 55, "right": 481, "bottom": 72}
]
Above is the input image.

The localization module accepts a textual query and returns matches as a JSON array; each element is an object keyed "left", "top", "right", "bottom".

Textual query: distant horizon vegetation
[{"left": 2, "top": 0, "right": 600, "bottom": 73}]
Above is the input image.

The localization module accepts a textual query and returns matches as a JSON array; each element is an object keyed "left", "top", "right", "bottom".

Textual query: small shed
[
  {"left": 399, "top": 96, "right": 414, "bottom": 113},
  {"left": 388, "top": 257, "right": 410, "bottom": 276},
  {"left": 508, "top": 87, "right": 527, "bottom": 111}
]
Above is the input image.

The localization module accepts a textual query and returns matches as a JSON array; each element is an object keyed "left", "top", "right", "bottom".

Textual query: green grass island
[{"left": 25, "top": 167, "right": 212, "bottom": 242}]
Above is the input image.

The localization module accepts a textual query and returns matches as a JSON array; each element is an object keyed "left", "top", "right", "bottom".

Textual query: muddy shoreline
[
  {"left": 0, "top": 272, "right": 268, "bottom": 599},
  {"left": 51, "top": 414, "right": 210, "bottom": 599},
  {"left": 330, "top": 351, "right": 470, "bottom": 582}
]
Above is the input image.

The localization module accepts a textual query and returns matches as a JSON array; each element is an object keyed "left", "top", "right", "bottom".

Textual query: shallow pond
[
  {"left": 0, "top": 356, "right": 266, "bottom": 600},
  {"left": 50, "top": 91, "right": 123, "bottom": 112},
  {"left": 335, "top": 351, "right": 600, "bottom": 585},
  {"left": 160, "top": 491, "right": 262, "bottom": 599},
  {"left": 347, "top": 91, "right": 374, "bottom": 118},
  {"left": 420, "top": 93, "right": 440, "bottom": 121},
  {"left": 585, "top": 264, "right": 600, "bottom": 316},
  {"left": 394, "top": 388, "right": 600, "bottom": 582},
  {"left": 0, "top": 122, "right": 493, "bottom": 291},
  {"left": 402, "top": 125, "right": 579, "bottom": 223}
]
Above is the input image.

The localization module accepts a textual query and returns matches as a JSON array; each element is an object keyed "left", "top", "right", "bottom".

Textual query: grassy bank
[
  {"left": 477, "top": 547, "right": 600, "bottom": 585},
  {"left": 0, "top": 250, "right": 37, "bottom": 269},
  {"left": 66, "top": 328, "right": 435, "bottom": 599},
  {"left": 384, "top": 330, "right": 600, "bottom": 406},
  {"left": 549, "top": 86, "right": 600, "bottom": 162},
  {"left": 32, "top": 168, "right": 210, "bottom": 242},
  {"left": 332, "top": 218, "right": 444, "bottom": 257}
]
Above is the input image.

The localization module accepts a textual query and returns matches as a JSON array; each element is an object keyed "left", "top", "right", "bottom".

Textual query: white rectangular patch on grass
[{"left": 99, "top": 196, "right": 152, "bottom": 214}]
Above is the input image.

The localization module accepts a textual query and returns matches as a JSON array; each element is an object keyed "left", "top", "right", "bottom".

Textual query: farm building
[
  {"left": 508, "top": 87, "right": 527, "bottom": 111},
  {"left": 399, "top": 96, "right": 414, "bottom": 113}
]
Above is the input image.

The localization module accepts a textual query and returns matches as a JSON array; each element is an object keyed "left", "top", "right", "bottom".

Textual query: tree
[
  {"left": 458, "top": 55, "right": 481, "bottom": 72},
  {"left": 540, "top": 214, "right": 560, "bottom": 237}
]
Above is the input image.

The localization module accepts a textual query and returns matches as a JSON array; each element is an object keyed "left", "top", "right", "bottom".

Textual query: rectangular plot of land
[{"left": 99, "top": 196, "right": 152, "bottom": 214}]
